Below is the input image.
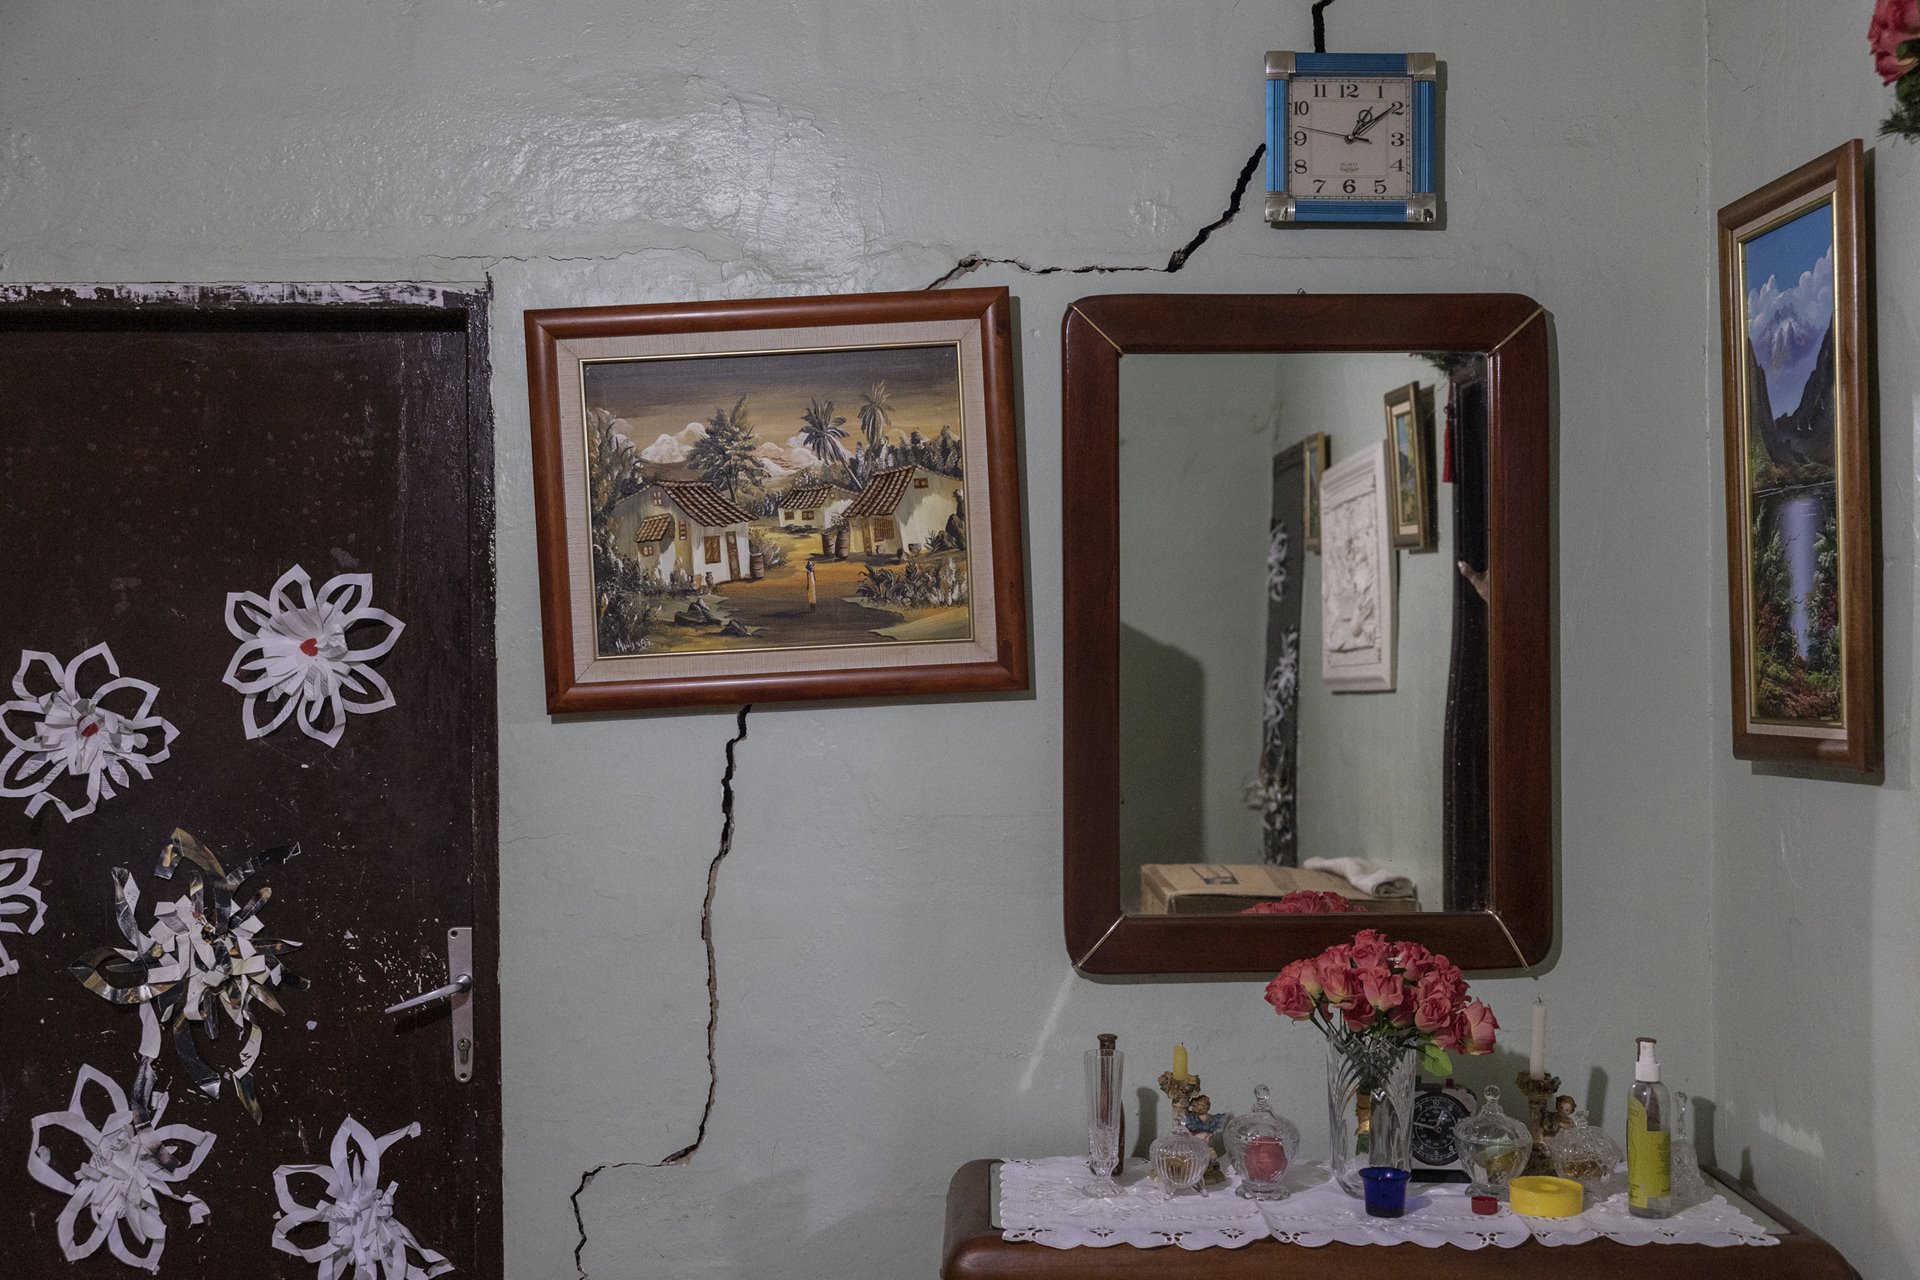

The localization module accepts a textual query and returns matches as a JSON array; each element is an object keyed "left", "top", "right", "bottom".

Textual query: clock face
[
  {"left": 1285, "top": 76, "right": 1415, "bottom": 200},
  {"left": 1410, "top": 1089, "right": 1472, "bottom": 1167}
]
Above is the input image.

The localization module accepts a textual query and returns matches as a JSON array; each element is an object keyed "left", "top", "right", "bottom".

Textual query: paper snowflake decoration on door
[
  {"left": 223, "top": 564, "right": 406, "bottom": 747},
  {"left": 0, "top": 847, "right": 47, "bottom": 978},
  {"left": 0, "top": 644, "right": 179, "bottom": 822},
  {"left": 71, "top": 829, "right": 305, "bottom": 1124},
  {"left": 272, "top": 1117, "right": 453, "bottom": 1280},
  {"left": 27, "top": 1063, "right": 216, "bottom": 1272}
]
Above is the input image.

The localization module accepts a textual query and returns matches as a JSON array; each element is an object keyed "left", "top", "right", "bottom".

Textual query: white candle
[{"left": 1528, "top": 998, "right": 1546, "bottom": 1078}]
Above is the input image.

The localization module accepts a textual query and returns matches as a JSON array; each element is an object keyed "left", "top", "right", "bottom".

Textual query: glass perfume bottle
[
  {"left": 1452, "top": 1085, "right": 1532, "bottom": 1197},
  {"left": 1549, "top": 1108, "right": 1622, "bottom": 1193},
  {"left": 1081, "top": 1041, "right": 1125, "bottom": 1198},
  {"left": 1222, "top": 1085, "right": 1301, "bottom": 1200}
]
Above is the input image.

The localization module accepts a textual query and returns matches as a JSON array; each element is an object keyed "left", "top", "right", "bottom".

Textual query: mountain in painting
[{"left": 1749, "top": 318, "right": 1835, "bottom": 474}]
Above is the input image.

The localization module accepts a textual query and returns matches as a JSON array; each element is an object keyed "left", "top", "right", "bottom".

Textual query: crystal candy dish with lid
[
  {"left": 1549, "top": 1107, "right": 1622, "bottom": 1193},
  {"left": 1452, "top": 1085, "right": 1533, "bottom": 1197},
  {"left": 1222, "top": 1085, "right": 1301, "bottom": 1199}
]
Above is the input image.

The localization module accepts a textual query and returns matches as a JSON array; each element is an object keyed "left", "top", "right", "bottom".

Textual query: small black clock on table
[{"left": 1410, "top": 1077, "right": 1476, "bottom": 1181}]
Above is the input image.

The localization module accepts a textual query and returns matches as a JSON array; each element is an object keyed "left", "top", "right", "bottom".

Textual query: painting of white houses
[
  {"left": 581, "top": 342, "right": 974, "bottom": 658},
  {"left": 843, "top": 465, "right": 964, "bottom": 556},
  {"left": 777, "top": 483, "right": 855, "bottom": 530},
  {"left": 607, "top": 481, "right": 756, "bottom": 585}
]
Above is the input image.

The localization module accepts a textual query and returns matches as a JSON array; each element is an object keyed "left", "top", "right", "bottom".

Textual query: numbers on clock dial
[{"left": 1287, "top": 76, "right": 1414, "bottom": 200}]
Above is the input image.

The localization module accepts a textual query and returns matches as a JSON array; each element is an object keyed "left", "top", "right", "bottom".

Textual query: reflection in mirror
[{"left": 1116, "top": 352, "right": 1486, "bottom": 917}]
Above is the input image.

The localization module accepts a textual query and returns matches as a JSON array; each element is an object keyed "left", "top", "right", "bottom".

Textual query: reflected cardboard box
[{"left": 1138, "top": 864, "right": 1420, "bottom": 916}]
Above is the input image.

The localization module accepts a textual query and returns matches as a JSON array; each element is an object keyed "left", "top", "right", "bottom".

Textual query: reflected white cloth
[
  {"left": 1302, "top": 856, "right": 1415, "bottom": 898},
  {"left": 998, "top": 1157, "right": 1777, "bottom": 1251}
]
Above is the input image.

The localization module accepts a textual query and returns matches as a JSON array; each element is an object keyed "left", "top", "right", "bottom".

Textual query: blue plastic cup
[{"left": 1360, "top": 1166, "right": 1411, "bottom": 1218}]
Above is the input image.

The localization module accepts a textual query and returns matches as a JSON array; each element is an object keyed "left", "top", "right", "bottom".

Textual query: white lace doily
[
  {"left": 1529, "top": 1189, "right": 1780, "bottom": 1248},
  {"left": 998, "top": 1158, "right": 1267, "bottom": 1250},
  {"left": 998, "top": 1157, "right": 1779, "bottom": 1251},
  {"left": 1259, "top": 1174, "right": 1531, "bottom": 1248}
]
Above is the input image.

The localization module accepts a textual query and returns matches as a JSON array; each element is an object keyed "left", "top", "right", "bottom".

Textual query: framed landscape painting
[
  {"left": 524, "top": 287, "right": 1029, "bottom": 711},
  {"left": 1383, "top": 381, "right": 1436, "bottom": 552},
  {"left": 1716, "top": 139, "right": 1876, "bottom": 771}
]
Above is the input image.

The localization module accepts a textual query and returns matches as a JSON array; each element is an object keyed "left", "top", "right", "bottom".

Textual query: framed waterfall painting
[
  {"left": 524, "top": 287, "right": 1029, "bottom": 712},
  {"left": 1716, "top": 139, "right": 1876, "bottom": 771}
]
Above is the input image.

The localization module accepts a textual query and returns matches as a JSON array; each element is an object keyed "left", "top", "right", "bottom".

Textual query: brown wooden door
[{"left": 0, "top": 287, "right": 499, "bottom": 1279}]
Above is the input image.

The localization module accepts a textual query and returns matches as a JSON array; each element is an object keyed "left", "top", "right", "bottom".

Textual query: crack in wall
[
  {"left": 923, "top": 142, "right": 1265, "bottom": 289},
  {"left": 564, "top": 126, "right": 1262, "bottom": 1280},
  {"left": 570, "top": 704, "right": 751, "bottom": 1280}
]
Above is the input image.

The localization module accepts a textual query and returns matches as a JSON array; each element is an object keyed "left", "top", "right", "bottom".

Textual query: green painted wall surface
[
  {"left": 1, "top": 3, "right": 1725, "bottom": 1276},
  {"left": 1706, "top": 6, "right": 1919, "bottom": 1278}
]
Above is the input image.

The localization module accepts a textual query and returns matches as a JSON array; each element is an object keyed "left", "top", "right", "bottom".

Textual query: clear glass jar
[
  {"left": 1549, "top": 1107, "right": 1621, "bottom": 1193},
  {"left": 1452, "top": 1085, "right": 1533, "bottom": 1197},
  {"left": 1223, "top": 1085, "right": 1301, "bottom": 1200},
  {"left": 1149, "top": 1124, "right": 1209, "bottom": 1196}
]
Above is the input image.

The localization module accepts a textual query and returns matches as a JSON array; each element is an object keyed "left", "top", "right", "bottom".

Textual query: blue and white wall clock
[{"left": 1265, "top": 52, "right": 1438, "bottom": 225}]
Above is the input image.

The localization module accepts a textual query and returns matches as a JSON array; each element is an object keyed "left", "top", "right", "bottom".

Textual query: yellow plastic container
[{"left": 1508, "top": 1175, "right": 1585, "bottom": 1218}]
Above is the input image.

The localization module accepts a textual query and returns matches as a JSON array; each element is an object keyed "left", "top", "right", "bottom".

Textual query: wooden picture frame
[
  {"left": 1302, "top": 431, "right": 1330, "bottom": 553},
  {"left": 1716, "top": 140, "right": 1876, "bottom": 772},
  {"left": 524, "top": 287, "right": 1029, "bottom": 712},
  {"left": 1384, "top": 380, "right": 1437, "bottom": 551}
]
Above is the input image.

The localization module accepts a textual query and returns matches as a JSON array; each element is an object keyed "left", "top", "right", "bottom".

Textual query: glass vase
[{"left": 1325, "top": 1028, "right": 1419, "bottom": 1197}]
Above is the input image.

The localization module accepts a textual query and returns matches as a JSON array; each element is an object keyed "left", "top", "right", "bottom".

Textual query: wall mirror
[{"left": 1062, "top": 294, "right": 1552, "bottom": 974}]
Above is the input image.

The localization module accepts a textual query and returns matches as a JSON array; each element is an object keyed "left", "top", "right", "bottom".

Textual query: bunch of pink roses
[
  {"left": 1871, "top": 0, "right": 1920, "bottom": 139},
  {"left": 1264, "top": 929, "right": 1497, "bottom": 1071},
  {"left": 1242, "top": 889, "right": 1357, "bottom": 915}
]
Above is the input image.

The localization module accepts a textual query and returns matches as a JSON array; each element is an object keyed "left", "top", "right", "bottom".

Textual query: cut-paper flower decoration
[
  {"left": 1267, "top": 520, "right": 1290, "bottom": 602},
  {"left": 0, "top": 847, "right": 47, "bottom": 977},
  {"left": 223, "top": 564, "right": 406, "bottom": 747},
  {"left": 71, "top": 829, "right": 304, "bottom": 1124},
  {"left": 27, "top": 1062, "right": 215, "bottom": 1272},
  {"left": 0, "top": 644, "right": 179, "bottom": 822},
  {"left": 272, "top": 1116, "right": 454, "bottom": 1280}
]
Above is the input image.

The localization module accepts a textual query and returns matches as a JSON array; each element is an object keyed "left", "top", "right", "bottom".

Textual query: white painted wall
[
  {"left": 2, "top": 2, "right": 1726, "bottom": 1277},
  {"left": 1115, "top": 352, "right": 1452, "bottom": 906},
  {"left": 1705, "top": 7, "right": 1920, "bottom": 1279},
  {"left": 1286, "top": 354, "right": 1453, "bottom": 902}
]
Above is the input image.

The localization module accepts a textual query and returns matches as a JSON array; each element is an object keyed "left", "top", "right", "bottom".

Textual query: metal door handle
[
  {"left": 384, "top": 927, "right": 476, "bottom": 1082},
  {"left": 384, "top": 974, "right": 472, "bottom": 1015}
]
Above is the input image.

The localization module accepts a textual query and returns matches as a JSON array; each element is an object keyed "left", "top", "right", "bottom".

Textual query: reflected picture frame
[
  {"left": 1383, "top": 380, "right": 1437, "bottom": 552},
  {"left": 1302, "top": 431, "right": 1330, "bottom": 553},
  {"left": 524, "top": 287, "right": 1030, "bottom": 712},
  {"left": 1715, "top": 139, "right": 1876, "bottom": 772},
  {"left": 1319, "top": 440, "right": 1398, "bottom": 692}
]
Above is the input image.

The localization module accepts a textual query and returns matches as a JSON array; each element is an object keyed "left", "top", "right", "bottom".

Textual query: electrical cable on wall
[{"left": 1311, "top": 0, "right": 1338, "bottom": 53}]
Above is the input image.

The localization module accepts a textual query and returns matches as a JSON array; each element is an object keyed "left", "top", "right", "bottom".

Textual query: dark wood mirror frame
[{"left": 1062, "top": 293, "right": 1553, "bottom": 975}]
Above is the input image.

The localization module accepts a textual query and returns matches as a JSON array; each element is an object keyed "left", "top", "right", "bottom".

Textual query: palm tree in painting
[
  {"left": 858, "top": 381, "right": 894, "bottom": 462},
  {"left": 798, "top": 397, "right": 850, "bottom": 471},
  {"left": 689, "top": 395, "right": 769, "bottom": 504}
]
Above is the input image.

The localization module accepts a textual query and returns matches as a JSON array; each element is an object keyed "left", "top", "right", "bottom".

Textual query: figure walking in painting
[{"left": 806, "top": 557, "right": 818, "bottom": 611}]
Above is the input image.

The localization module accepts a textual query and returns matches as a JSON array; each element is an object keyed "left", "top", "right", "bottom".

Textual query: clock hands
[
  {"left": 1300, "top": 125, "right": 1373, "bottom": 144},
  {"left": 1345, "top": 99, "right": 1406, "bottom": 143}
]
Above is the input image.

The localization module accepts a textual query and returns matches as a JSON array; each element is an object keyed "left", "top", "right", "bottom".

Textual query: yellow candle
[{"left": 1173, "top": 1043, "right": 1189, "bottom": 1079}]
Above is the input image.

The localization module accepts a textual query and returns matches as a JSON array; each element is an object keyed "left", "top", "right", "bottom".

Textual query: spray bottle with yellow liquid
[{"left": 1627, "top": 1036, "right": 1672, "bottom": 1218}]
